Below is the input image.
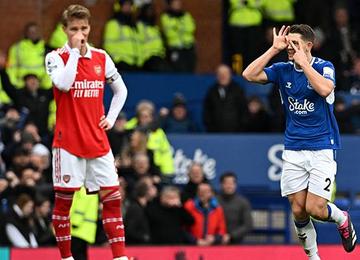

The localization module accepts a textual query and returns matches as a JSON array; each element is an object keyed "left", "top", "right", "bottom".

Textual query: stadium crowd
[{"left": 0, "top": 0, "right": 359, "bottom": 253}]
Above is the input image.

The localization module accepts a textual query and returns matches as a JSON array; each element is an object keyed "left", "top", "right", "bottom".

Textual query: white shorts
[
  {"left": 281, "top": 149, "right": 337, "bottom": 201},
  {"left": 52, "top": 148, "right": 119, "bottom": 192}
]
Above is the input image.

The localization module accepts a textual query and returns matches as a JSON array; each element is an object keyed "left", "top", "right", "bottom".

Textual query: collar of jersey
[
  {"left": 293, "top": 57, "right": 315, "bottom": 72},
  {"left": 65, "top": 42, "right": 92, "bottom": 59}
]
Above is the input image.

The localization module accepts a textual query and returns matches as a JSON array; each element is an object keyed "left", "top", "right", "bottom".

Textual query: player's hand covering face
[
  {"left": 286, "top": 33, "right": 312, "bottom": 66},
  {"left": 63, "top": 18, "right": 90, "bottom": 54}
]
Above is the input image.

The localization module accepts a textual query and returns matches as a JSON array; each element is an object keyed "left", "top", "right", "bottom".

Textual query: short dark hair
[
  {"left": 62, "top": 5, "right": 91, "bottom": 27},
  {"left": 220, "top": 171, "right": 238, "bottom": 183},
  {"left": 289, "top": 24, "right": 315, "bottom": 43},
  {"left": 133, "top": 179, "right": 150, "bottom": 198}
]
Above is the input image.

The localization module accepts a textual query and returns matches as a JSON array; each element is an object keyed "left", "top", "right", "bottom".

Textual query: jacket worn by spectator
[
  {"left": 217, "top": 193, "right": 253, "bottom": 243},
  {"left": 184, "top": 197, "right": 227, "bottom": 243},
  {"left": 146, "top": 199, "right": 194, "bottom": 244},
  {"left": 0, "top": 69, "right": 53, "bottom": 136},
  {"left": 203, "top": 80, "right": 247, "bottom": 132}
]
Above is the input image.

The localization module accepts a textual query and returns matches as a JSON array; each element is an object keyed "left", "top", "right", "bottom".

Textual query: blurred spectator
[
  {"left": 226, "top": 0, "right": 263, "bottom": 73},
  {"left": 203, "top": 64, "right": 248, "bottom": 132},
  {"left": 103, "top": 0, "right": 141, "bottom": 71},
  {"left": 2, "top": 141, "right": 32, "bottom": 174},
  {"left": 160, "top": 0, "right": 196, "bottom": 72},
  {"left": 181, "top": 162, "right": 207, "bottom": 203},
  {"left": 328, "top": 6, "right": 360, "bottom": 91},
  {"left": 0, "top": 50, "right": 11, "bottom": 106},
  {"left": 0, "top": 66, "right": 53, "bottom": 138},
  {"left": 146, "top": 185, "right": 194, "bottom": 244},
  {"left": 243, "top": 96, "right": 271, "bottom": 132},
  {"left": 0, "top": 106, "right": 21, "bottom": 146},
  {"left": 6, "top": 22, "right": 51, "bottom": 89},
  {"left": 137, "top": 3, "right": 168, "bottom": 72},
  {"left": 348, "top": 0, "right": 360, "bottom": 36},
  {"left": 18, "top": 166, "right": 40, "bottom": 188},
  {"left": 33, "top": 197, "right": 55, "bottom": 246},
  {"left": 311, "top": 27, "right": 332, "bottom": 60},
  {"left": 3, "top": 193, "right": 38, "bottom": 247},
  {"left": 48, "top": 23, "right": 67, "bottom": 50},
  {"left": 184, "top": 183, "right": 229, "bottom": 246},
  {"left": 30, "top": 143, "right": 51, "bottom": 183},
  {"left": 125, "top": 100, "right": 156, "bottom": 130},
  {"left": 107, "top": 112, "right": 129, "bottom": 157},
  {"left": 119, "top": 180, "right": 130, "bottom": 219},
  {"left": 217, "top": 172, "right": 253, "bottom": 244},
  {"left": 160, "top": 93, "right": 197, "bottom": 133},
  {"left": 125, "top": 100, "right": 175, "bottom": 178},
  {"left": 348, "top": 57, "right": 360, "bottom": 94},
  {"left": 334, "top": 96, "right": 360, "bottom": 134},
  {"left": 125, "top": 176, "right": 157, "bottom": 244},
  {"left": 70, "top": 187, "right": 99, "bottom": 260},
  {"left": 262, "top": 0, "right": 295, "bottom": 27},
  {"left": 268, "top": 84, "right": 285, "bottom": 132},
  {"left": 121, "top": 152, "right": 160, "bottom": 195},
  {"left": 119, "top": 129, "right": 160, "bottom": 174}
]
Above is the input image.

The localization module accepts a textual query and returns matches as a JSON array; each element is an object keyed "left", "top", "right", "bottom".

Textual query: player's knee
[
  {"left": 290, "top": 199, "right": 307, "bottom": 219},
  {"left": 306, "top": 201, "right": 327, "bottom": 219},
  {"left": 292, "top": 205, "right": 307, "bottom": 219},
  {"left": 54, "top": 191, "right": 74, "bottom": 213}
]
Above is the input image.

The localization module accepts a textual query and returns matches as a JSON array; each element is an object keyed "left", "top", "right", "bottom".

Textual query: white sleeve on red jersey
[
  {"left": 104, "top": 52, "right": 128, "bottom": 128},
  {"left": 104, "top": 51, "right": 121, "bottom": 83},
  {"left": 45, "top": 48, "right": 81, "bottom": 92}
]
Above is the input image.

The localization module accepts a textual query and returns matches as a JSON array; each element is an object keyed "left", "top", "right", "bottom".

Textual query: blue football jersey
[{"left": 264, "top": 57, "right": 341, "bottom": 150}]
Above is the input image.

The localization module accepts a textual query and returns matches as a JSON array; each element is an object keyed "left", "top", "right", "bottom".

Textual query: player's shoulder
[
  {"left": 269, "top": 61, "right": 292, "bottom": 71},
  {"left": 55, "top": 46, "right": 69, "bottom": 55},
  {"left": 45, "top": 48, "right": 66, "bottom": 64},
  {"left": 89, "top": 46, "right": 105, "bottom": 54},
  {"left": 46, "top": 47, "right": 68, "bottom": 59},
  {"left": 89, "top": 46, "right": 109, "bottom": 57},
  {"left": 313, "top": 57, "right": 334, "bottom": 68}
]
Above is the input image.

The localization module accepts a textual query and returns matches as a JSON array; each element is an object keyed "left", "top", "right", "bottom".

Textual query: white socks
[
  {"left": 114, "top": 257, "right": 129, "bottom": 260},
  {"left": 327, "top": 203, "right": 347, "bottom": 226},
  {"left": 308, "top": 252, "right": 321, "bottom": 260},
  {"left": 62, "top": 257, "right": 74, "bottom": 260},
  {"left": 294, "top": 218, "right": 319, "bottom": 258}
]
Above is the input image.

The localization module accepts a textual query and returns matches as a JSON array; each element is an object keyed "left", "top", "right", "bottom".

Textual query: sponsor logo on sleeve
[{"left": 323, "top": 67, "right": 334, "bottom": 80}]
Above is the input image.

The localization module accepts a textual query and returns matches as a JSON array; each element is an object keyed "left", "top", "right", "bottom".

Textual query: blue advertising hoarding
[{"left": 169, "top": 134, "right": 360, "bottom": 195}]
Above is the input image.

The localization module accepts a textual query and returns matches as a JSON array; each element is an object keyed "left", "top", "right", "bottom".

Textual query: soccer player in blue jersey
[{"left": 243, "top": 24, "right": 357, "bottom": 259}]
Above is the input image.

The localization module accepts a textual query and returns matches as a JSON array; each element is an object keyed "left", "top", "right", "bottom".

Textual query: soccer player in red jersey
[{"left": 45, "top": 5, "right": 129, "bottom": 260}]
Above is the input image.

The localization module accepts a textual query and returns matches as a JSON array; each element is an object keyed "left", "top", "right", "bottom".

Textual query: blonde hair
[{"left": 61, "top": 4, "right": 91, "bottom": 27}]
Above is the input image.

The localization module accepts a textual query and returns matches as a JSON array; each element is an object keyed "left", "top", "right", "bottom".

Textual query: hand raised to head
[{"left": 272, "top": 25, "right": 290, "bottom": 52}]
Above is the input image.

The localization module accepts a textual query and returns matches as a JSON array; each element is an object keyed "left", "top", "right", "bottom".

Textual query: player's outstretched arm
[{"left": 243, "top": 25, "right": 289, "bottom": 83}]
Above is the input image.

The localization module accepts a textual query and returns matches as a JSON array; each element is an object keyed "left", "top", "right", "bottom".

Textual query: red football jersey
[{"left": 52, "top": 47, "right": 110, "bottom": 158}]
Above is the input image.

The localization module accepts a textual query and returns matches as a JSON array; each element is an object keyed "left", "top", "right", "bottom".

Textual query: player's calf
[
  {"left": 100, "top": 188, "right": 126, "bottom": 258},
  {"left": 52, "top": 192, "right": 74, "bottom": 259}
]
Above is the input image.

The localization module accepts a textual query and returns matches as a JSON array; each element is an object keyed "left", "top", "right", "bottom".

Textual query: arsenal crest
[
  {"left": 94, "top": 65, "right": 102, "bottom": 76},
  {"left": 63, "top": 174, "right": 71, "bottom": 183}
]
